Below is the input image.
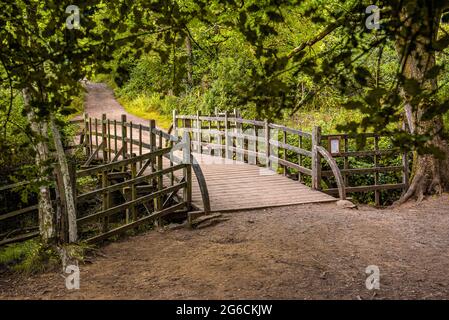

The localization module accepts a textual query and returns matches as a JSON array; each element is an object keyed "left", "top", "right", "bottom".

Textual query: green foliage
[
  {"left": 1, "top": 0, "right": 449, "bottom": 216},
  {"left": 118, "top": 94, "right": 173, "bottom": 129},
  {"left": 0, "top": 240, "right": 59, "bottom": 274}
]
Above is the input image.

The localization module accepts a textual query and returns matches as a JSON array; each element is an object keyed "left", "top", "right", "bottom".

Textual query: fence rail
[
  {"left": 0, "top": 114, "right": 210, "bottom": 246},
  {"left": 172, "top": 110, "right": 409, "bottom": 205}
]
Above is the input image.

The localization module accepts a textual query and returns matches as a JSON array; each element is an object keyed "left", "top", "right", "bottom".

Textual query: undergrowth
[
  {"left": 0, "top": 240, "right": 59, "bottom": 274},
  {"left": 0, "top": 240, "right": 92, "bottom": 275}
]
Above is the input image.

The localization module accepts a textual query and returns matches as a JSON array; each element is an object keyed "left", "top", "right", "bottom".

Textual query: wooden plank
[
  {"left": 325, "top": 183, "right": 406, "bottom": 194},
  {"left": 311, "top": 126, "right": 321, "bottom": 190},
  {"left": 77, "top": 182, "right": 187, "bottom": 225},
  {"left": 0, "top": 231, "right": 40, "bottom": 246},
  {"left": 331, "top": 149, "right": 399, "bottom": 157},
  {"left": 77, "top": 147, "right": 172, "bottom": 178},
  {"left": 269, "top": 123, "right": 312, "bottom": 138},
  {"left": 83, "top": 141, "right": 105, "bottom": 166},
  {"left": 0, "top": 181, "right": 31, "bottom": 192},
  {"left": 321, "top": 166, "right": 404, "bottom": 176},
  {"left": 270, "top": 157, "right": 313, "bottom": 176},
  {"left": 85, "top": 203, "right": 186, "bottom": 244},
  {"left": 78, "top": 164, "right": 186, "bottom": 201},
  {"left": 0, "top": 205, "right": 38, "bottom": 221}
]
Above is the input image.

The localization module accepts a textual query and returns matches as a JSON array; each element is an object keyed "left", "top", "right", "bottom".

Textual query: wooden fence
[
  {"left": 0, "top": 114, "right": 211, "bottom": 246},
  {"left": 172, "top": 111, "right": 409, "bottom": 205}
]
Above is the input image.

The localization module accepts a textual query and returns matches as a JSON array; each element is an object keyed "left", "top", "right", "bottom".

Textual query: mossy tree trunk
[
  {"left": 23, "top": 87, "right": 56, "bottom": 243},
  {"left": 396, "top": 2, "right": 449, "bottom": 203}
]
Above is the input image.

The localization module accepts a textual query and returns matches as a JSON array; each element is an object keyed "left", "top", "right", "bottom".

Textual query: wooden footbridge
[{"left": 0, "top": 111, "right": 410, "bottom": 245}]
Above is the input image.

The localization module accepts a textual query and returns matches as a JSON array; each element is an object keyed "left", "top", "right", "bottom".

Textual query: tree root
[{"left": 395, "top": 172, "right": 425, "bottom": 206}]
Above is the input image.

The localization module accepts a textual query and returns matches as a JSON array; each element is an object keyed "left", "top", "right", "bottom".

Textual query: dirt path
[
  {"left": 1, "top": 197, "right": 449, "bottom": 300},
  {"left": 2, "top": 84, "right": 449, "bottom": 299},
  {"left": 73, "top": 82, "right": 150, "bottom": 127}
]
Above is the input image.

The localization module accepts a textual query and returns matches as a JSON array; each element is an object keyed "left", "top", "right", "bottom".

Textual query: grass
[
  {"left": 118, "top": 94, "right": 173, "bottom": 129},
  {"left": 283, "top": 106, "right": 366, "bottom": 134},
  {"left": 0, "top": 239, "right": 59, "bottom": 274},
  {"left": 91, "top": 73, "right": 119, "bottom": 91},
  {"left": 91, "top": 74, "right": 172, "bottom": 129},
  {"left": 67, "top": 91, "right": 86, "bottom": 120}
]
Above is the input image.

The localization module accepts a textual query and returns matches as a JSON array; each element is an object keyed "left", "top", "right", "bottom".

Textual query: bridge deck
[{"left": 186, "top": 154, "right": 336, "bottom": 212}]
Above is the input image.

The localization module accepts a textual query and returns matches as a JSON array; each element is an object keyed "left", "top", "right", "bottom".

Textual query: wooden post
[
  {"left": 248, "top": 126, "right": 256, "bottom": 165},
  {"left": 129, "top": 121, "right": 133, "bottom": 159},
  {"left": 120, "top": 115, "right": 127, "bottom": 174},
  {"left": 101, "top": 169, "right": 109, "bottom": 232},
  {"left": 183, "top": 132, "right": 192, "bottom": 210},
  {"left": 84, "top": 113, "right": 90, "bottom": 157},
  {"left": 374, "top": 136, "right": 380, "bottom": 206},
  {"left": 312, "top": 126, "right": 322, "bottom": 190},
  {"left": 344, "top": 136, "right": 349, "bottom": 188},
  {"left": 264, "top": 119, "right": 271, "bottom": 169},
  {"left": 121, "top": 114, "right": 127, "bottom": 162},
  {"left": 94, "top": 118, "right": 99, "bottom": 159},
  {"left": 154, "top": 149, "right": 163, "bottom": 213},
  {"left": 131, "top": 159, "right": 137, "bottom": 221},
  {"left": 139, "top": 124, "right": 143, "bottom": 169},
  {"left": 170, "top": 140, "right": 175, "bottom": 186},
  {"left": 149, "top": 120, "right": 156, "bottom": 187},
  {"left": 208, "top": 120, "right": 212, "bottom": 156},
  {"left": 196, "top": 110, "right": 202, "bottom": 154},
  {"left": 54, "top": 164, "right": 67, "bottom": 243},
  {"left": 113, "top": 119, "right": 118, "bottom": 155},
  {"left": 102, "top": 114, "right": 108, "bottom": 163},
  {"left": 89, "top": 117, "right": 93, "bottom": 158},
  {"left": 185, "top": 118, "right": 192, "bottom": 151},
  {"left": 236, "top": 117, "right": 243, "bottom": 162},
  {"left": 224, "top": 111, "right": 231, "bottom": 159},
  {"left": 255, "top": 122, "right": 259, "bottom": 165},
  {"left": 107, "top": 119, "right": 111, "bottom": 161},
  {"left": 172, "top": 110, "right": 178, "bottom": 138},
  {"left": 298, "top": 134, "right": 303, "bottom": 183},
  {"left": 217, "top": 118, "right": 223, "bottom": 158},
  {"left": 149, "top": 119, "right": 156, "bottom": 152},
  {"left": 283, "top": 130, "right": 287, "bottom": 176},
  {"left": 402, "top": 151, "right": 410, "bottom": 192}
]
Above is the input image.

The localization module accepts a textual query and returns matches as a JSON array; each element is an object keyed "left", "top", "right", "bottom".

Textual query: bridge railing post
[
  {"left": 84, "top": 113, "right": 91, "bottom": 157},
  {"left": 225, "top": 111, "right": 231, "bottom": 160},
  {"left": 102, "top": 114, "right": 108, "bottom": 163},
  {"left": 172, "top": 109, "right": 178, "bottom": 138},
  {"left": 149, "top": 119, "right": 156, "bottom": 187},
  {"left": 182, "top": 132, "right": 192, "bottom": 210},
  {"left": 264, "top": 119, "right": 271, "bottom": 170},
  {"left": 312, "top": 126, "right": 322, "bottom": 190},
  {"left": 121, "top": 114, "right": 127, "bottom": 159},
  {"left": 196, "top": 110, "right": 202, "bottom": 154}
]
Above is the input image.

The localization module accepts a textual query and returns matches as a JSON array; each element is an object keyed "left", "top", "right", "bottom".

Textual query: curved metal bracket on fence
[
  {"left": 315, "top": 146, "right": 346, "bottom": 200},
  {"left": 160, "top": 128, "right": 211, "bottom": 214},
  {"left": 189, "top": 154, "right": 211, "bottom": 213}
]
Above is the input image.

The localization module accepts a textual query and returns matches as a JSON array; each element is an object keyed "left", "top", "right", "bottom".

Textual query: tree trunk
[
  {"left": 50, "top": 116, "right": 78, "bottom": 243},
  {"left": 396, "top": 2, "right": 449, "bottom": 204},
  {"left": 23, "top": 88, "right": 56, "bottom": 242},
  {"left": 185, "top": 35, "right": 194, "bottom": 88}
]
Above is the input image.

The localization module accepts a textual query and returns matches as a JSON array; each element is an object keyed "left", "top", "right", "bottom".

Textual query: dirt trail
[
  {"left": 1, "top": 198, "right": 449, "bottom": 300},
  {"left": 73, "top": 82, "right": 150, "bottom": 126},
  {"left": 1, "top": 84, "right": 449, "bottom": 300}
]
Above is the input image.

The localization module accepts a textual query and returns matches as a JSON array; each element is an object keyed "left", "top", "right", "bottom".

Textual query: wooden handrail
[{"left": 77, "top": 147, "right": 172, "bottom": 177}]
